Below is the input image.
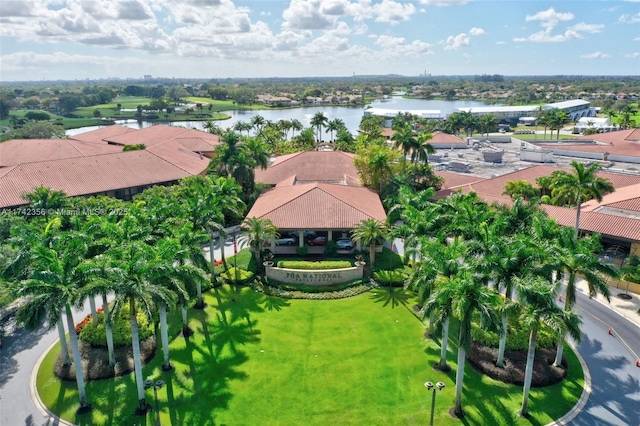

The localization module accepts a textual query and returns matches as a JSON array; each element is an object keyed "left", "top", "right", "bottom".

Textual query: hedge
[
  {"left": 220, "top": 267, "right": 254, "bottom": 284},
  {"left": 276, "top": 260, "right": 352, "bottom": 270}
]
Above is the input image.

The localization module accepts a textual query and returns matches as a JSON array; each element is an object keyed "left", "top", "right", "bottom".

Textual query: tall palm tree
[
  {"left": 414, "top": 131, "right": 435, "bottom": 164},
  {"left": 550, "top": 228, "right": 618, "bottom": 366},
  {"left": 250, "top": 115, "right": 266, "bottom": 135},
  {"left": 310, "top": 111, "right": 329, "bottom": 143},
  {"left": 424, "top": 269, "right": 501, "bottom": 417},
  {"left": 351, "top": 219, "right": 388, "bottom": 270},
  {"left": 326, "top": 118, "right": 345, "bottom": 142},
  {"left": 242, "top": 217, "right": 278, "bottom": 267},
  {"left": 290, "top": 119, "right": 304, "bottom": 138},
  {"left": 515, "top": 276, "right": 581, "bottom": 417},
  {"left": 478, "top": 114, "right": 498, "bottom": 137},
  {"left": 243, "top": 137, "right": 271, "bottom": 170},
  {"left": 551, "top": 161, "right": 614, "bottom": 234},
  {"left": 233, "top": 120, "right": 252, "bottom": 137},
  {"left": 391, "top": 123, "right": 418, "bottom": 172},
  {"left": 102, "top": 241, "right": 177, "bottom": 413},
  {"left": 16, "top": 232, "right": 94, "bottom": 412}
]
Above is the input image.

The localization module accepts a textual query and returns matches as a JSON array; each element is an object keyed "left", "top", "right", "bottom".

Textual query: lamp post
[
  {"left": 424, "top": 381, "right": 445, "bottom": 426},
  {"left": 145, "top": 378, "right": 164, "bottom": 426}
]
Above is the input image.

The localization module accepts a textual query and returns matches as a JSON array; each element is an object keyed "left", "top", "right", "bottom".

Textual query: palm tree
[
  {"left": 478, "top": 114, "right": 497, "bottom": 137},
  {"left": 326, "top": 118, "right": 345, "bottom": 142},
  {"left": 290, "top": 119, "right": 304, "bottom": 138},
  {"left": 502, "top": 180, "right": 539, "bottom": 202},
  {"left": 242, "top": 217, "right": 278, "bottom": 267},
  {"left": 243, "top": 137, "right": 270, "bottom": 170},
  {"left": 550, "top": 228, "right": 618, "bottom": 366},
  {"left": 102, "top": 241, "right": 177, "bottom": 413},
  {"left": 233, "top": 120, "right": 252, "bottom": 137},
  {"left": 351, "top": 219, "right": 388, "bottom": 270},
  {"left": 391, "top": 123, "right": 418, "bottom": 172},
  {"left": 515, "top": 276, "right": 581, "bottom": 417},
  {"left": 16, "top": 232, "right": 93, "bottom": 412},
  {"left": 250, "top": 115, "right": 266, "bottom": 135},
  {"left": 414, "top": 131, "right": 435, "bottom": 164},
  {"left": 551, "top": 161, "right": 614, "bottom": 234},
  {"left": 424, "top": 268, "right": 501, "bottom": 417},
  {"left": 310, "top": 111, "right": 329, "bottom": 143},
  {"left": 474, "top": 229, "right": 548, "bottom": 367},
  {"left": 21, "top": 186, "right": 67, "bottom": 220}
]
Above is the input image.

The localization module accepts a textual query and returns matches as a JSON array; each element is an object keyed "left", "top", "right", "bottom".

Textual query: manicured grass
[{"left": 37, "top": 286, "right": 583, "bottom": 425}]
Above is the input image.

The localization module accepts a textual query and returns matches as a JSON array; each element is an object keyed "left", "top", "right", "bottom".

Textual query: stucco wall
[{"left": 265, "top": 266, "right": 363, "bottom": 285}]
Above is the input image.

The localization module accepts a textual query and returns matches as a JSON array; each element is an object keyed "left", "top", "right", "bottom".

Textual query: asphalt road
[{"left": 568, "top": 290, "right": 640, "bottom": 426}]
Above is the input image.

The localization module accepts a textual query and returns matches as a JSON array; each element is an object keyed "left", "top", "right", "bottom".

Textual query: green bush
[
  {"left": 324, "top": 240, "right": 338, "bottom": 256},
  {"left": 471, "top": 310, "right": 556, "bottom": 351},
  {"left": 79, "top": 307, "right": 153, "bottom": 348},
  {"left": 373, "top": 268, "right": 410, "bottom": 286},
  {"left": 296, "top": 246, "right": 308, "bottom": 256},
  {"left": 276, "top": 260, "right": 352, "bottom": 270},
  {"left": 220, "top": 267, "right": 254, "bottom": 284}
]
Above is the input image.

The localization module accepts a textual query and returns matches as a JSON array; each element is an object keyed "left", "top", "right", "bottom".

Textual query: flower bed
[{"left": 276, "top": 260, "right": 353, "bottom": 270}]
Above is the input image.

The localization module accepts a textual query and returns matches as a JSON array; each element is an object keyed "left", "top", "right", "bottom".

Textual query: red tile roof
[
  {"left": 0, "top": 151, "right": 198, "bottom": 208},
  {"left": 542, "top": 205, "right": 640, "bottom": 241},
  {"left": 255, "top": 151, "right": 360, "bottom": 185},
  {"left": 0, "top": 125, "right": 218, "bottom": 208},
  {"left": 246, "top": 182, "right": 386, "bottom": 230},
  {"left": 536, "top": 129, "right": 640, "bottom": 157},
  {"left": 430, "top": 131, "right": 467, "bottom": 145}
]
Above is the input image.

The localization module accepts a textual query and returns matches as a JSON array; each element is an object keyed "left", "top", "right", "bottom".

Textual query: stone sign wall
[{"left": 265, "top": 266, "right": 363, "bottom": 285}]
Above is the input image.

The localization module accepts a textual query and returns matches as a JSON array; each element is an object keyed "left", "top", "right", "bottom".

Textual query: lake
[{"left": 66, "top": 97, "right": 495, "bottom": 137}]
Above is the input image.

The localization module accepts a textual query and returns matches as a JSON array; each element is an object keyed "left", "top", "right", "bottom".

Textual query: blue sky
[{"left": 0, "top": 0, "right": 638, "bottom": 81}]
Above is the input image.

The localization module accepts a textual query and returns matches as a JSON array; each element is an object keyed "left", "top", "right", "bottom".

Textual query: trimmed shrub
[
  {"left": 252, "top": 278, "right": 376, "bottom": 300},
  {"left": 324, "top": 240, "right": 338, "bottom": 256},
  {"left": 373, "top": 268, "right": 410, "bottom": 286},
  {"left": 471, "top": 310, "right": 556, "bottom": 351},
  {"left": 276, "top": 260, "right": 352, "bottom": 270},
  {"left": 79, "top": 307, "right": 153, "bottom": 348},
  {"left": 220, "top": 267, "right": 254, "bottom": 284}
]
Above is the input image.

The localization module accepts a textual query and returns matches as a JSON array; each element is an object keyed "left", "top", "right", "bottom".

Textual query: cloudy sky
[{"left": 1, "top": 0, "right": 638, "bottom": 81}]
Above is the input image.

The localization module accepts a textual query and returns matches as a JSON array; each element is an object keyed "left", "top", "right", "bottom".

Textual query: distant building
[{"left": 143, "top": 74, "right": 152, "bottom": 80}]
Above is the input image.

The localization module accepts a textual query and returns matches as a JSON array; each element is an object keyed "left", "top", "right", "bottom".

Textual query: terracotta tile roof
[
  {"left": 436, "top": 171, "right": 486, "bottom": 190},
  {"left": 0, "top": 151, "right": 196, "bottom": 208},
  {"left": 430, "top": 131, "right": 467, "bottom": 145},
  {"left": 102, "top": 126, "right": 219, "bottom": 148},
  {"left": 536, "top": 129, "right": 640, "bottom": 157},
  {"left": 542, "top": 205, "right": 640, "bottom": 241},
  {"left": 246, "top": 182, "right": 386, "bottom": 230},
  {"left": 68, "top": 125, "right": 137, "bottom": 144},
  {"left": 0, "top": 139, "right": 121, "bottom": 167},
  {"left": 255, "top": 151, "right": 360, "bottom": 185},
  {"left": 146, "top": 139, "right": 210, "bottom": 175},
  {"left": 582, "top": 183, "right": 640, "bottom": 212}
]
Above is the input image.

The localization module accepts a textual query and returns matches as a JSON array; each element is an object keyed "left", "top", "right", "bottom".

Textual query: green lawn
[{"left": 37, "top": 286, "right": 583, "bottom": 425}]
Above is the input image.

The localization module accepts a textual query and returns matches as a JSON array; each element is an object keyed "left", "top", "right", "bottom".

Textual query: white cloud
[
  {"left": 374, "top": 35, "right": 433, "bottom": 56},
  {"left": 525, "top": 7, "right": 574, "bottom": 28},
  {"left": 619, "top": 13, "right": 640, "bottom": 23},
  {"left": 496, "top": 41, "right": 507, "bottom": 45},
  {"left": 514, "top": 27, "right": 583, "bottom": 43},
  {"left": 419, "top": 0, "right": 468, "bottom": 5},
  {"left": 625, "top": 52, "right": 640, "bottom": 58},
  {"left": 282, "top": 0, "right": 339, "bottom": 30},
  {"left": 568, "top": 22, "right": 604, "bottom": 33},
  {"left": 634, "top": 37, "right": 640, "bottom": 41},
  {"left": 469, "top": 27, "right": 486, "bottom": 36},
  {"left": 444, "top": 33, "right": 470, "bottom": 50},
  {"left": 580, "top": 51, "right": 610, "bottom": 59},
  {"left": 371, "top": 0, "right": 416, "bottom": 24}
]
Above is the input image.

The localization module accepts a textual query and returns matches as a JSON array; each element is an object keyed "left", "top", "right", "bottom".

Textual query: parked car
[
  {"left": 335, "top": 239, "right": 354, "bottom": 250},
  {"left": 307, "top": 236, "right": 327, "bottom": 246},
  {"left": 276, "top": 235, "right": 297, "bottom": 245}
]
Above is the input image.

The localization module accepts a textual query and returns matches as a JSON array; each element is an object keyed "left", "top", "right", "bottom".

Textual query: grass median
[{"left": 37, "top": 285, "right": 583, "bottom": 425}]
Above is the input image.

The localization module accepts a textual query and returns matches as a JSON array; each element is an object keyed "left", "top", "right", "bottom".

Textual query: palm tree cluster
[
  {"left": 2, "top": 179, "right": 244, "bottom": 413},
  {"left": 392, "top": 186, "right": 618, "bottom": 417}
]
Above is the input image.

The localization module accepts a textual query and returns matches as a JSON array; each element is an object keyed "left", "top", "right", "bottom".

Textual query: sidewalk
[{"left": 575, "top": 277, "right": 640, "bottom": 328}]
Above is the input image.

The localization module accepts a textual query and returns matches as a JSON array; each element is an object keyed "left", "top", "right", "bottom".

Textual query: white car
[
  {"left": 276, "top": 236, "right": 297, "bottom": 245},
  {"left": 336, "top": 239, "right": 354, "bottom": 250}
]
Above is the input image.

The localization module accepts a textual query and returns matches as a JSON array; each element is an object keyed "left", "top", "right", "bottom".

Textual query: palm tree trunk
[
  {"left": 64, "top": 304, "right": 89, "bottom": 409},
  {"left": 574, "top": 203, "right": 582, "bottom": 235},
  {"left": 129, "top": 298, "right": 147, "bottom": 412},
  {"left": 181, "top": 303, "right": 191, "bottom": 336},
  {"left": 439, "top": 317, "right": 450, "bottom": 368},
  {"left": 56, "top": 320, "right": 71, "bottom": 366},
  {"left": 369, "top": 243, "right": 375, "bottom": 270},
  {"left": 209, "top": 235, "right": 217, "bottom": 284},
  {"left": 159, "top": 303, "right": 171, "bottom": 370},
  {"left": 454, "top": 344, "right": 466, "bottom": 416},
  {"left": 553, "top": 335, "right": 565, "bottom": 367},
  {"left": 195, "top": 281, "right": 204, "bottom": 309},
  {"left": 496, "top": 312, "right": 508, "bottom": 367},
  {"left": 520, "top": 328, "right": 537, "bottom": 416},
  {"left": 89, "top": 297, "right": 97, "bottom": 326},
  {"left": 102, "top": 294, "right": 115, "bottom": 367}
]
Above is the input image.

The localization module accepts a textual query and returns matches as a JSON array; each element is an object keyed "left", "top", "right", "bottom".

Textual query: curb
[
  {"left": 30, "top": 338, "right": 76, "bottom": 426},
  {"left": 544, "top": 341, "right": 591, "bottom": 426}
]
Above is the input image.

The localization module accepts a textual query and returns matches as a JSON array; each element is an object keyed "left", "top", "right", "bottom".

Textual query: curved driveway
[{"left": 1, "top": 238, "right": 639, "bottom": 425}]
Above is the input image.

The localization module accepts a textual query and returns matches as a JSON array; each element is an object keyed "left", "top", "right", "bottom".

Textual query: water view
[{"left": 66, "top": 97, "right": 496, "bottom": 137}]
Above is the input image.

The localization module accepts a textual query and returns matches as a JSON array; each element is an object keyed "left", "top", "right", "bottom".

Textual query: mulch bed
[
  {"left": 467, "top": 342, "right": 567, "bottom": 387},
  {"left": 54, "top": 335, "right": 157, "bottom": 381}
]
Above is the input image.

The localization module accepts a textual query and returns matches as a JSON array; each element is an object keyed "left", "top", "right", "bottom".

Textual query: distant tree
[
  {"left": 22, "top": 98, "right": 41, "bottom": 110},
  {"left": 310, "top": 112, "right": 329, "bottom": 142},
  {"left": 25, "top": 111, "right": 51, "bottom": 121},
  {"left": 0, "top": 98, "right": 11, "bottom": 118},
  {"left": 16, "top": 122, "right": 65, "bottom": 139}
]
